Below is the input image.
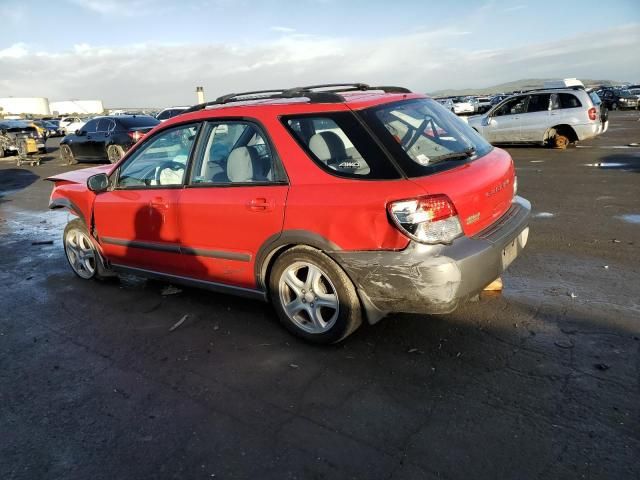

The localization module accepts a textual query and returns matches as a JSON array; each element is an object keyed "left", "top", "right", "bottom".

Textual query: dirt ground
[{"left": 1, "top": 111, "right": 639, "bottom": 480}]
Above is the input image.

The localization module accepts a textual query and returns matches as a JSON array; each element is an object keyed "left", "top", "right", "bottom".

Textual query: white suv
[{"left": 467, "top": 87, "right": 608, "bottom": 148}]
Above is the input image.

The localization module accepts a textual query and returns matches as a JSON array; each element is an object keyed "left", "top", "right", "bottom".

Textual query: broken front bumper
[{"left": 331, "top": 196, "right": 531, "bottom": 323}]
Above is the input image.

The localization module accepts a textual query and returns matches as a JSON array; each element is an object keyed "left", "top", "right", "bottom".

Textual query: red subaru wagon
[{"left": 48, "top": 84, "right": 530, "bottom": 344}]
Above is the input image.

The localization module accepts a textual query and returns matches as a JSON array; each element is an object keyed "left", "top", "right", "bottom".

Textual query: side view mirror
[
  {"left": 76, "top": 129, "right": 85, "bottom": 136},
  {"left": 482, "top": 116, "right": 492, "bottom": 126},
  {"left": 87, "top": 173, "right": 109, "bottom": 193}
]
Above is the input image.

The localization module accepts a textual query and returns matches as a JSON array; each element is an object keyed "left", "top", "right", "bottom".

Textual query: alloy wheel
[
  {"left": 278, "top": 261, "right": 339, "bottom": 334},
  {"left": 64, "top": 228, "right": 97, "bottom": 279}
]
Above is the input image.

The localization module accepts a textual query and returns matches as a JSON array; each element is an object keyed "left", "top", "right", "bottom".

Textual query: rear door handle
[
  {"left": 247, "top": 198, "right": 273, "bottom": 211},
  {"left": 150, "top": 197, "right": 169, "bottom": 210}
]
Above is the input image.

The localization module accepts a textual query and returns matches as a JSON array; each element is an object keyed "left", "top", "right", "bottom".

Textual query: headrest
[{"left": 308, "top": 131, "right": 347, "bottom": 163}]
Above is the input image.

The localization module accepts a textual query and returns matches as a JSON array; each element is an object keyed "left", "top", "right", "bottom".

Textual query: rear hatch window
[
  {"left": 118, "top": 116, "right": 160, "bottom": 129},
  {"left": 358, "top": 98, "right": 493, "bottom": 178}
]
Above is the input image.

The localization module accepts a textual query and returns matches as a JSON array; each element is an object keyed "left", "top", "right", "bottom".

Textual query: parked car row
[{"left": 594, "top": 87, "right": 639, "bottom": 110}]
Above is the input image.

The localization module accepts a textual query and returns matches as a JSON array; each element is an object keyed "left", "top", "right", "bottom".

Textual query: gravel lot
[{"left": 1, "top": 111, "right": 639, "bottom": 480}]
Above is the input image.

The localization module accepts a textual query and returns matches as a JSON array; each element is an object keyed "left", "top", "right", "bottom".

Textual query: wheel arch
[
  {"left": 544, "top": 124, "right": 578, "bottom": 144},
  {"left": 255, "top": 231, "right": 384, "bottom": 325},
  {"left": 255, "top": 230, "right": 341, "bottom": 291}
]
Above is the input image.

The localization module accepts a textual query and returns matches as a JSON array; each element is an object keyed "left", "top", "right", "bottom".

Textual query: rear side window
[
  {"left": 282, "top": 112, "right": 400, "bottom": 179},
  {"left": 551, "top": 93, "right": 582, "bottom": 110},
  {"left": 83, "top": 120, "right": 98, "bottom": 133},
  {"left": 96, "top": 119, "right": 115, "bottom": 132}
]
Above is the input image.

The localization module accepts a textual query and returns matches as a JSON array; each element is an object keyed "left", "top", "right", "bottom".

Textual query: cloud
[
  {"left": 271, "top": 26, "right": 297, "bottom": 34},
  {"left": 0, "top": 43, "right": 28, "bottom": 59},
  {"left": 0, "top": 24, "right": 638, "bottom": 107},
  {"left": 67, "top": 0, "right": 160, "bottom": 15}
]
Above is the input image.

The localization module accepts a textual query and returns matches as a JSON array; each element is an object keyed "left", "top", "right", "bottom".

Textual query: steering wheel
[{"left": 154, "top": 160, "right": 185, "bottom": 186}]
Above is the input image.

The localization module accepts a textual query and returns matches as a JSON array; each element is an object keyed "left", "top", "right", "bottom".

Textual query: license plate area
[{"left": 502, "top": 239, "right": 518, "bottom": 269}]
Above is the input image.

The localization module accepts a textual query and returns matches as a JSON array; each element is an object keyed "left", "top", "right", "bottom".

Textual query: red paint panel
[
  {"left": 409, "top": 147, "right": 515, "bottom": 236},
  {"left": 178, "top": 185, "right": 288, "bottom": 288}
]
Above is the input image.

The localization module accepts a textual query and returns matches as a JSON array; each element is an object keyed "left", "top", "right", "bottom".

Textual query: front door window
[{"left": 118, "top": 124, "right": 199, "bottom": 188}]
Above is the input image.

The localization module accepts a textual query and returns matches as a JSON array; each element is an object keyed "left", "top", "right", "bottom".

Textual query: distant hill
[{"left": 428, "top": 78, "right": 625, "bottom": 97}]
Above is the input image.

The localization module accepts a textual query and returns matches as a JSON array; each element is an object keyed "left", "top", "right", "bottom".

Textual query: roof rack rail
[
  {"left": 524, "top": 85, "right": 585, "bottom": 93},
  {"left": 179, "top": 83, "right": 412, "bottom": 114}
]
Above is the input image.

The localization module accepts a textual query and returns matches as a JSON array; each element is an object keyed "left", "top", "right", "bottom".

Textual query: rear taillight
[
  {"left": 387, "top": 194, "right": 463, "bottom": 245},
  {"left": 128, "top": 130, "right": 145, "bottom": 142},
  {"left": 588, "top": 107, "right": 597, "bottom": 121}
]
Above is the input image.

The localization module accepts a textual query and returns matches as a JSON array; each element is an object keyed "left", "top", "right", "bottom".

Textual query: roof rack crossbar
[{"left": 216, "top": 89, "right": 290, "bottom": 104}]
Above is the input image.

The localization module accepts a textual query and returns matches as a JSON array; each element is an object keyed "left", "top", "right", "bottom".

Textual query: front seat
[{"left": 227, "top": 146, "right": 269, "bottom": 182}]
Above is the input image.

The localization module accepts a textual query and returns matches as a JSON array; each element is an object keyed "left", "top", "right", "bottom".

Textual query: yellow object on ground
[
  {"left": 23, "top": 138, "right": 38, "bottom": 154},
  {"left": 483, "top": 277, "right": 503, "bottom": 292}
]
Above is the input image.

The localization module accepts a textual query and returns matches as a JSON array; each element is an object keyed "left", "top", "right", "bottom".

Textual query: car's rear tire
[
  {"left": 611, "top": 102, "right": 618, "bottom": 110},
  {"left": 107, "top": 144, "right": 125, "bottom": 163},
  {"left": 60, "top": 144, "right": 77, "bottom": 165},
  {"left": 269, "top": 246, "right": 362, "bottom": 344},
  {"left": 63, "top": 219, "right": 111, "bottom": 280}
]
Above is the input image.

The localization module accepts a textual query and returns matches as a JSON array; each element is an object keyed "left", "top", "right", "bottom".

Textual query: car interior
[{"left": 287, "top": 117, "right": 371, "bottom": 175}]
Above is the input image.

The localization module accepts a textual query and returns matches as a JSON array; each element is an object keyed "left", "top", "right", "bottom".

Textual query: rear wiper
[{"left": 430, "top": 147, "right": 476, "bottom": 163}]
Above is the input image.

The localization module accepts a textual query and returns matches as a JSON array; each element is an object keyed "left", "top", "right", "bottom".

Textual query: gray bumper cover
[{"left": 331, "top": 196, "right": 531, "bottom": 323}]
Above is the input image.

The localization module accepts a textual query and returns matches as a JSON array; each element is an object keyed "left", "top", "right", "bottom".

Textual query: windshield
[{"left": 360, "top": 98, "right": 493, "bottom": 177}]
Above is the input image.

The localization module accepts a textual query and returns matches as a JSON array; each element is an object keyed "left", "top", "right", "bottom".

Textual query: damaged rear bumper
[{"left": 331, "top": 196, "right": 531, "bottom": 323}]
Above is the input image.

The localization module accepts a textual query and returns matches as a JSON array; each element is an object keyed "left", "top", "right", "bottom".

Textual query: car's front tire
[
  {"left": 269, "top": 246, "right": 362, "bottom": 344},
  {"left": 63, "top": 219, "right": 111, "bottom": 280}
]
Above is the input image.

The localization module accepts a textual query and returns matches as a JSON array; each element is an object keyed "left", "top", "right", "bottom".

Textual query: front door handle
[{"left": 247, "top": 198, "right": 273, "bottom": 211}]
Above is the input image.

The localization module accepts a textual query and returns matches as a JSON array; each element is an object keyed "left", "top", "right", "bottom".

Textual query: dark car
[
  {"left": 598, "top": 89, "right": 639, "bottom": 110},
  {"left": 60, "top": 115, "right": 160, "bottom": 164}
]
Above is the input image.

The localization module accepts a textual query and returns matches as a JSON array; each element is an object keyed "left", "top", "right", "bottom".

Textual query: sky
[{"left": 0, "top": 0, "right": 639, "bottom": 107}]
